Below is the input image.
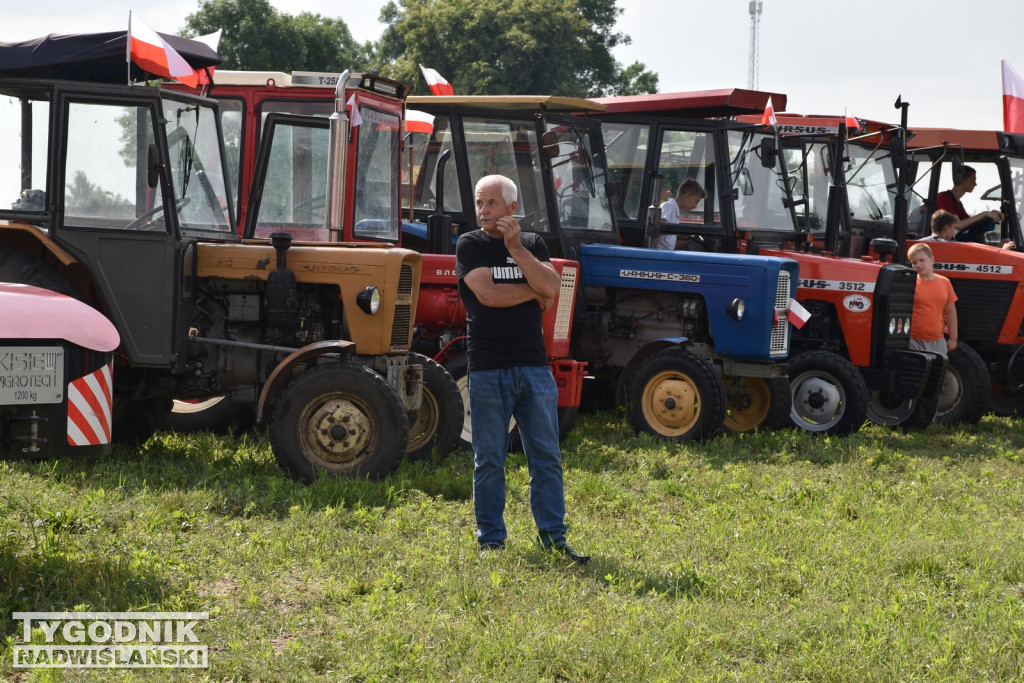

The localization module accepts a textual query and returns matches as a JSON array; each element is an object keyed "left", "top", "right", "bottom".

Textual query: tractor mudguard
[
  {"left": 256, "top": 340, "right": 356, "bottom": 423},
  {"left": 0, "top": 283, "right": 118, "bottom": 351}
]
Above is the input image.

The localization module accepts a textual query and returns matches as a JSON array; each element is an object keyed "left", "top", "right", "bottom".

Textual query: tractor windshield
[
  {"left": 352, "top": 105, "right": 402, "bottom": 242},
  {"left": 543, "top": 121, "right": 614, "bottom": 232},
  {"left": 162, "top": 95, "right": 234, "bottom": 236},
  {"left": 1008, "top": 156, "right": 1024, "bottom": 232},
  {"left": 844, "top": 143, "right": 896, "bottom": 223},
  {"left": 728, "top": 130, "right": 794, "bottom": 232}
]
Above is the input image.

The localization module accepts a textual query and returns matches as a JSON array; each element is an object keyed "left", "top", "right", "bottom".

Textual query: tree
[
  {"left": 183, "top": 0, "right": 370, "bottom": 72},
  {"left": 373, "top": 0, "right": 658, "bottom": 97}
]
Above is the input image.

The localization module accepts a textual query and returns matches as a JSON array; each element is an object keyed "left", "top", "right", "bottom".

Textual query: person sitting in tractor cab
[
  {"left": 658, "top": 179, "right": 707, "bottom": 251},
  {"left": 936, "top": 165, "right": 1011, "bottom": 246},
  {"left": 919, "top": 209, "right": 958, "bottom": 242}
]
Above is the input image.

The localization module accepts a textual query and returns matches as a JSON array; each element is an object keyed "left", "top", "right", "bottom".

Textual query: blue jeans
[{"left": 468, "top": 366, "right": 566, "bottom": 548}]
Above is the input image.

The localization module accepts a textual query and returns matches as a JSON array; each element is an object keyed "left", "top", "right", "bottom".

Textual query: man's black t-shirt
[{"left": 455, "top": 229, "right": 549, "bottom": 372}]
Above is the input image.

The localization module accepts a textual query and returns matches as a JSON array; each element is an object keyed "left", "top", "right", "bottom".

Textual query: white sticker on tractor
[
  {"left": 933, "top": 262, "right": 1013, "bottom": 275},
  {"left": 619, "top": 269, "right": 701, "bottom": 283},
  {"left": 798, "top": 278, "right": 876, "bottom": 293},
  {"left": 842, "top": 294, "right": 871, "bottom": 313}
]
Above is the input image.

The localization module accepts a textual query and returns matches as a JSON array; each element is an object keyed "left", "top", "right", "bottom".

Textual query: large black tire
[
  {"left": 867, "top": 391, "right": 937, "bottom": 430},
  {"left": 163, "top": 396, "right": 256, "bottom": 434},
  {"left": 406, "top": 353, "right": 464, "bottom": 461},
  {"left": 269, "top": 362, "right": 409, "bottom": 483},
  {"left": 786, "top": 351, "right": 868, "bottom": 435},
  {"left": 0, "top": 247, "right": 79, "bottom": 298},
  {"left": 112, "top": 397, "right": 173, "bottom": 445},
  {"left": 723, "top": 376, "right": 791, "bottom": 433},
  {"left": 628, "top": 349, "right": 726, "bottom": 442},
  {"left": 935, "top": 342, "right": 991, "bottom": 426},
  {"left": 989, "top": 388, "right": 1024, "bottom": 416}
]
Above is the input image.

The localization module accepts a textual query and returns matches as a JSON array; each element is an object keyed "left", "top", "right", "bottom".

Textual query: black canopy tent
[{"left": 0, "top": 31, "right": 221, "bottom": 84}]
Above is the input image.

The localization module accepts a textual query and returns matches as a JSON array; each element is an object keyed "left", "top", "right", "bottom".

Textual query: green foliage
[
  {"left": 182, "top": 0, "right": 370, "bottom": 72},
  {"left": 375, "top": 0, "right": 659, "bottom": 97},
  {"left": 64, "top": 171, "right": 131, "bottom": 213}
]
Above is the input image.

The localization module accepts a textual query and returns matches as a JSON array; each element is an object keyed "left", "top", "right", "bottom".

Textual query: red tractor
[{"left": 593, "top": 91, "right": 945, "bottom": 433}]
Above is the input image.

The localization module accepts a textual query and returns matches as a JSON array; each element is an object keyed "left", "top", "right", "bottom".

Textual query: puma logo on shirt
[{"left": 491, "top": 265, "right": 524, "bottom": 281}]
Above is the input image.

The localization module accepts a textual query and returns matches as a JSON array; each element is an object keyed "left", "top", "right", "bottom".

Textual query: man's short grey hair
[{"left": 476, "top": 175, "right": 518, "bottom": 204}]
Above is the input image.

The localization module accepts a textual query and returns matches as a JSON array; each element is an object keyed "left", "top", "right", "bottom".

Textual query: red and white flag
[
  {"left": 406, "top": 109, "right": 435, "bottom": 135},
  {"left": 787, "top": 297, "right": 812, "bottom": 329},
  {"left": 761, "top": 96, "right": 777, "bottom": 126},
  {"left": 844, "top": 107, "right": 861, "bottom": 132},
  {"left": 128, "top": 13, "right": 199, "bottom": 87},
  {"left": 67, "top": 363, "right": 113, "bottom": 446},
  {"left": 419, "top": 64, "right": 454, "bottom": 96},
  {"left": 1002, "top": 60, "right": 1024, "bottom": 134}
]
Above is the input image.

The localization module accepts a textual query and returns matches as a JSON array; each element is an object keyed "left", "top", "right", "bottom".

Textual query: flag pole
[{"left": 126, "top": 11, "right": 132, "bottom": 86}]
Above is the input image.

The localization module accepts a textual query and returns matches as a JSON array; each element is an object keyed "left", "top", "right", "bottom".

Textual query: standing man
[
  {"left": 455, "top": 174, "right": 589, "bottom": 564},
  {"left": 658, "top": 179, "right": 706, "bottom": 250},
  {"left": 935, "top": 165, "right": 1004, "bottom": 242}
]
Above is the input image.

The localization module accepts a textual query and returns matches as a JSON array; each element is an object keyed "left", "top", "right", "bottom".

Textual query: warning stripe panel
[{"left": 67, "top": 364, "right": 113, "bottom": 446}]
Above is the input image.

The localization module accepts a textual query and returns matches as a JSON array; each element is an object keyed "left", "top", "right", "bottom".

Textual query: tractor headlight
[
  {"left": 727, "top": 298, "right": 746, "bottom": 321},
  {"left": 356, "top": 286, "right": 381, "bottom": 314},
  {"left": 904, "top": 317, "right": 911, "bottom": 336},
  {"left": 889, "top": 318, "right": 897, "bottom": 335}
]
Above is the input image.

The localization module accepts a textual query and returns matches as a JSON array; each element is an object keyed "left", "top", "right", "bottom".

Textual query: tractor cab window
[
  {"left": 407, "top": 114, "right": 461, "bottom": 214},
  {"left": 844, "top": 143, "right": 896, "bottom": 223},
  {"left": 462, "top": 117, "right": 548, "bottom": 233},
  {"left": 216, "top": 97, "right": 243, "bottom": 219},
  {"left": 0, "top": 89, "right": 49, "bottom": 218},
  {"left": 1010, "top": 157, "right": 1024, "bottom": 231},
  {"left": 728, "top": 129, "right": 793, "bottom": 232},
  {"left": 656, "top": 129, "right": 719, "bottom": 229},
  {"left": 543, "top": 122, "right": 614, "bottom": 232},
  {"left": 784, "top": 140, "right": 831, "bottom": 232},
  {"left": 64, "top": 101, "right": 165, "bottom": 231},
  {"left": 352, "top": 106, "right": 401, "bottom": 242},
  {"left": 601, "top": 121, "right": 650, "bottom": 220},
  {"left": 251, "top": 119, "right": 330, "bottom": 240},
  {"left": 162, "top": 97, "right": 234, "bottom": 236}
]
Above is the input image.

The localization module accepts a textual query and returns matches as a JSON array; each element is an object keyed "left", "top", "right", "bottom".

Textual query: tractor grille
[
  {"left": 951, "top": 279, "right": 1015, "bottom": 344},
  {"left": 883, "top": 269, "right": 916, "bottom": 350},
  {"left": 770, "top": 270, "right": 791, "bottom": 356},
  {"left": 390, "top": 263, "right": 415, "bottom": 351}
]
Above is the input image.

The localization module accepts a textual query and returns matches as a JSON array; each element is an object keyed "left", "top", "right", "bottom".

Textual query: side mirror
[
  {"left": 951, "top": 155, "right": 964, "bottom": 185},
  {"left": 147, "top": 144, "right": 160, "bottom": 188},
  {"left": 759, "top": 137, "right": 777, "bottom": 168},
  {"left": 890, "top": 137, "right": 905, "bottom": 170}
]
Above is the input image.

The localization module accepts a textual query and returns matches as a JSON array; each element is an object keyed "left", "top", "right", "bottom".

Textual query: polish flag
[
  {"left": 419, "top": 64, "right": 454, "bottom": 96},
  {"left": 1002, "top": 60, "right": 1024, "bottom": 134},
  {"left": 406, "top": 109, "right": 435, "bottom": 135},
  {"left": 128, "top": 13, "right": 199, "bottom": 87},
  {"left": 787, "top": 297, "right": 812, "bottom": 329},
  {"left": 844, "top": 107, "right": 861, "bottom": 132},
  {"left": 761, "top": 96, "right": 777, "bottom": 126}
]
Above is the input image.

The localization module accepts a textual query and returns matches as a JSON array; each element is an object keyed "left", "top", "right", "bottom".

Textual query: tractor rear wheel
[
  {"left": 405, "top": 353, "right": 463, "bottom": 461},
  {"left": 935, "top": 342, "right": 991, "bottom": 426},
  {"left": 270, "top": 362, "right": 408, "bottom": 483},
  {"left": 723, "top": 376, "right": 791, "bottom": 433}
]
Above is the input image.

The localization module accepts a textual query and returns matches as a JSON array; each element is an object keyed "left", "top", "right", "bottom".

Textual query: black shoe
[
  {"left": 553, "top": 543, "right": 590, "bottom": 566},
  {"left": 479, "top": 542, "right": 505, "bottom": 558}
]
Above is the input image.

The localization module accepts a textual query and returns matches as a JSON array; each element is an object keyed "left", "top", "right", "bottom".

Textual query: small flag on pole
[
  {"left": 419, "top": 64, "right": 454, "bottom": 96},
  {"left": 844, "top": 107, "right": 861, "bottom": 132},
  {"left": 1002, "top": 60, "right": 1024, "bottom": 134},
  {"left": 761, "top": 96, "right": 777, "bottom": 126},
  {"left": 346, "top": 95, "right": 363, "bottom": 127},
  {"left": 193, "top": 29, "right": 222, "bottom": 87},
  {"left": 128, "top": 12, "right": 199, "bottom": 87},
  {"left": 787, "top": 298, "right": 812, "bottom": 329},
  {"left": 405, "top": 109, "right": 435, "bottom": 135}
]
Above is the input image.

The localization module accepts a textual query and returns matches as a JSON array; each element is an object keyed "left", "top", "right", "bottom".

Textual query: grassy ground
[{"left": 2, "top": 411, "right": 1024, "bottom": 681}]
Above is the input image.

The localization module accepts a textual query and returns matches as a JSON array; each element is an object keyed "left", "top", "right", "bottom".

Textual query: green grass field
[{"left": 3, "top": 411, "right": 1024, "bottom": 681}]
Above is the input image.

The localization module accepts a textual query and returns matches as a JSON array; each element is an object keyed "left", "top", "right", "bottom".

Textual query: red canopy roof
[{"left": 594, "top": 88, "right": 787, "bottom": 118}]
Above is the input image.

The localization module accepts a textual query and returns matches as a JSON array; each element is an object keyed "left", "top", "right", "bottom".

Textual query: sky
[{"left": 4, "top": 0, "right": 1023, "bottom": 131}]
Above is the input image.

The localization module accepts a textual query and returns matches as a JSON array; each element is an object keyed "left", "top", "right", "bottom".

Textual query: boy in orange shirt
[{"left": 907, "top": 243, "right": 958, "bottom": 357}]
